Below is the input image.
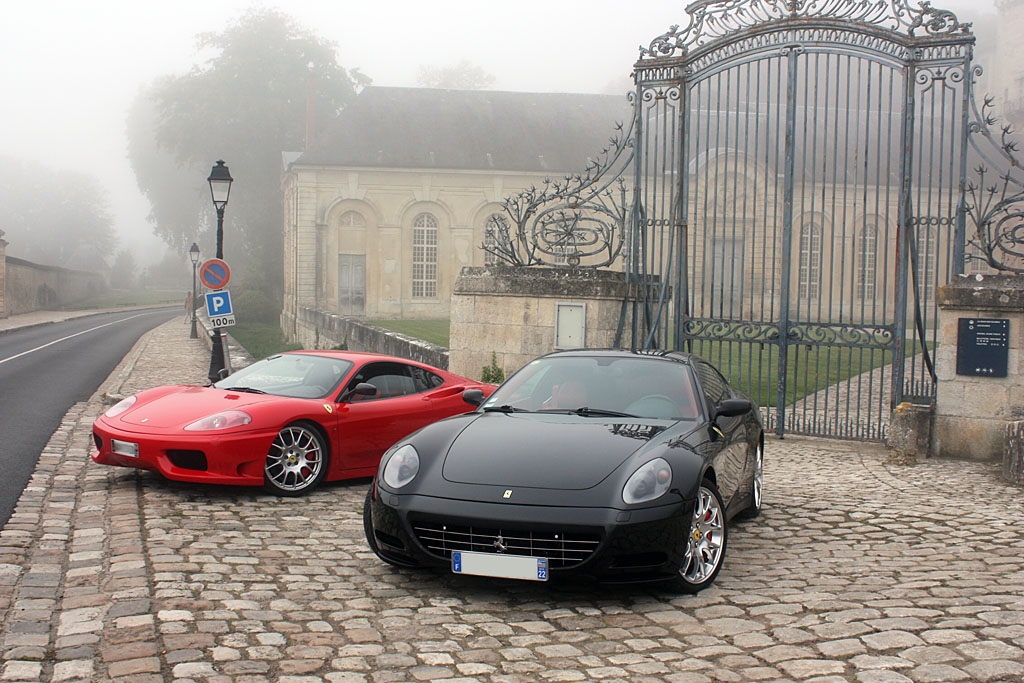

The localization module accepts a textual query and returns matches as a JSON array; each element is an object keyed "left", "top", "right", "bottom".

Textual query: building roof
[{"left": 293, "top": 86, "right": 632, "bottom": 174}]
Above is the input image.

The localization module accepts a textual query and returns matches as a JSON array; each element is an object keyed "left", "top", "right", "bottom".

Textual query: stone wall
[
  {"left": 448, "top": 266, "right": 634, "bottom": 380},
  {"left": 933, "top": 273, "right": 1024, "bottom": 463},
  {"left": 3, "top": 256, "right": 107, "bottom": 317},
  {"left": 283, "top": 306, "right": 449, "bottom": 372}
]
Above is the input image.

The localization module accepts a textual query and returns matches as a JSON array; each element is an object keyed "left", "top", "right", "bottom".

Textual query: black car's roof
[{"left": 536, "top": 348, "right": 696, "bottom": 365}]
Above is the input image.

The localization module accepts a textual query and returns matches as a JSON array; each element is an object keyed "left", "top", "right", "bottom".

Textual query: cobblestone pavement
[{"left": 2, "top": 319, "right": 1024, "bottom": 682}]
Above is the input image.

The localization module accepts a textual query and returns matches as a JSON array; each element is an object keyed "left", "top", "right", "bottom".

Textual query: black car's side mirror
[
  {"left": 339, "top": 382, "right": 377, "bottom": 402},
  {"left": 715, "top": 397, "right": 752, "bottom": 419},
  {"left": 463, "top": 388, "right": 486, "bottom": 407}
]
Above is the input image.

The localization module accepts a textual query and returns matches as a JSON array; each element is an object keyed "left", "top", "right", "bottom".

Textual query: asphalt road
[{"left": 0, "top": 307, "right": 177, "bottom": 526}]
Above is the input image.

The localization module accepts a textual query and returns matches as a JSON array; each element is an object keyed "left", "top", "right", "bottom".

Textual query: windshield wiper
[
  {"left": 571, "top": 406, "right": 636, "bottom": 418},
  {"left": 483, "top": 404, "right": 528, "bottom": 413},
  {"left": 221, "top": 386, "right": 267, "bottom": 394}
]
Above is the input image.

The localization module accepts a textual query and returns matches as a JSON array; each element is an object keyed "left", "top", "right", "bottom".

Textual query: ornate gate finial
[{"left": 640, "top": 0, "right": 971, "bottom": 60}]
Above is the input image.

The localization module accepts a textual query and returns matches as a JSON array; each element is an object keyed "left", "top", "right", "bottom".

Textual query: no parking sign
[{"left": 199, "top": 258, "right": 231, "bottom": 290}]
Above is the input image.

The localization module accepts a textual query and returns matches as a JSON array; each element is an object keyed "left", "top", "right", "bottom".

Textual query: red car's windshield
[{"left": 215, "top": 354, "right": 354, "bottom": 399}]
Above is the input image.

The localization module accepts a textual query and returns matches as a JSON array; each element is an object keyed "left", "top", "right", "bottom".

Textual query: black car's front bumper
[{"left": 367, "top": 489, "right": 696, "bottom": 584}]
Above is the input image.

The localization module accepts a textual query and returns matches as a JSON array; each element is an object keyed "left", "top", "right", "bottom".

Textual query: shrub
[
  {"left": 232, "top": 288, "right": 280, "bottom": 324},
  {"left": 481, "top": 352, "right": 504, "bottom": 384}
]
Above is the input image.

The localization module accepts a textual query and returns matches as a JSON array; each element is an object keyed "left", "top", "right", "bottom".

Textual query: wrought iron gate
[
  {"left": 622, "top": 0, "right": 980, "bottom": 441},
  {"left": 489, "top": 0, "right": 1018, "bottom": 441}
]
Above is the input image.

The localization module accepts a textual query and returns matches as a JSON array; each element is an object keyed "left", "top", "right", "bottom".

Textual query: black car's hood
[{"left": 441, "top": 413, "right": 670, "bottom": 490}]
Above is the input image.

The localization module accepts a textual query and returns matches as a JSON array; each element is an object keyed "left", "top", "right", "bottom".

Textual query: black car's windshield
[
  {"left": 214, "top": 353, "right": 354, "bottom": 399},
  {"left": 483, "top": 355, "right": 701, "bottom": 420}
]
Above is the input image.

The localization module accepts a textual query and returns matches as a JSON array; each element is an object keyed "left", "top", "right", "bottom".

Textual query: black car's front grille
[{"left": 412, "top": 522, "right": 601, "bottom": 569}]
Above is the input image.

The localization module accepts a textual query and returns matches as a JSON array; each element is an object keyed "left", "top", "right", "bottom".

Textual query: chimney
[{"left": 305, "top": 63, "right": 316, "bottom": 150}]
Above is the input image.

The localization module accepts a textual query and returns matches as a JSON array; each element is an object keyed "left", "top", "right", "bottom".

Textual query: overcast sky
[{"left": 0, "top": 0, "right": 996, "bottom": 266}]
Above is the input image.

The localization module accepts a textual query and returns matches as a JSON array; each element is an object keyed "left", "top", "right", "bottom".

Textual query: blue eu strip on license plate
[{"left": 452, "top": 551, "right": 549, "bottom": 582}]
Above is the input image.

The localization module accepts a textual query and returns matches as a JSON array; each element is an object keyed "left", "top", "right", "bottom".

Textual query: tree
[
  {"left": 110, "top": 249, "right": 138, "bottom": 288},
  {"left": 416, "top": 60, "right": 496, "bottom": 90},
  {"left": 127, "top": 8, "right": 361, "bottom": 301},
  {"left": 0, "top": 155, "right": 116, "bottom": 269}
]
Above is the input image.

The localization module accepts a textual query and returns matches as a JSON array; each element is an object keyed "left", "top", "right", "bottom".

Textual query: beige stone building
[
  {"left": 280, "top": 87, "right": 629, "bottom": 342},
  {"left": 992, "top": 0, "right": 1024, "bottom": 121}
]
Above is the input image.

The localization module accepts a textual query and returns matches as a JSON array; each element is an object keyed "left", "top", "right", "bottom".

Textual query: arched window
[
  {"left": 336, "top": 210, "right": 367, "bottom": 316},
  {"left": 412, "top": 213, "right": 438, "bottom": 298},
  {"left": 798, "top": 222, "right": 822, "bottom": 300},
  {"left": 339, "top": 210, "right": 365, "bottom": 229},
  {"left": 917, "top": 224, "right": 939, "bottom": 307},
  {"left": 484, "top": 213, "right": 506, "bottom": 266},
  {"left": 857, "top": 222, "right": 878, "bottom": 300}
]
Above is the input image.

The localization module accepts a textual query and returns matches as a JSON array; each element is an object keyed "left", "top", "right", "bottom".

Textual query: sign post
[{"left": 199, "top": 258, "right": 234, "bottom": 381}]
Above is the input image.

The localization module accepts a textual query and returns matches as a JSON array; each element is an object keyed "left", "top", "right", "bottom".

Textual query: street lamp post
[
  {"left": 189, "top": 242, "right": 200, "bottom": 339},
  {"left": 206, "top": 160, "right": 233, "bottom": 383}
]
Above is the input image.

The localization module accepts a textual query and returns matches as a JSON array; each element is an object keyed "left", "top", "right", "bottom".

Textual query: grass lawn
[
  {"left": 228, "top": 319, "right": 450, "bottom": 361},
  {"left": 68, "top": 289, "right": 182, "bottom": 310},
  {"left": 686, "top": 338, "right": 896, "bottom": 408},
  {"left": 229, "top": 323, "right": 303, "bottom": 360},
  {"left": 367, "top": 319, "right": 450, "bottom": 348},
  {"left": 229, "top": 316, "right": 912, "bottom": 408}
]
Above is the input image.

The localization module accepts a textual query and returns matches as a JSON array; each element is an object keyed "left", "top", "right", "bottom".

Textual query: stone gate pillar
[
  {"left": 448, "top": 266, "right": 634, "bottom": 381},
  {"left": 933, "top": 274, "right": 1024, "bottom": 477}
]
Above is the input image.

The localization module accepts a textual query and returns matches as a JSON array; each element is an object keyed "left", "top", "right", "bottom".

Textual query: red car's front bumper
[{"left": 91, "top": 416, "right": 278, "bottom": 486}]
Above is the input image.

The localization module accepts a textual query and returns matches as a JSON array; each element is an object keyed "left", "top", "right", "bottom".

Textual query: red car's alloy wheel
[{"left": 264, "top": 423, "right": 327, "bottom": 496}]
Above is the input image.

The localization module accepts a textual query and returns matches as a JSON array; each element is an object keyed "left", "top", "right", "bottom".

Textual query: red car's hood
[{"left": 112, "top": 385, "right": 279, "bottom": 429}]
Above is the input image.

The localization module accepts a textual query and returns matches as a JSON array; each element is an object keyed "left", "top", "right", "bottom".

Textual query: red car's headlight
[
  {"left": 184, "top": 410, "right": 253, "bottom": 431},
  {"left": 104, "top": 395, "right": 137, "bottom": 418}
]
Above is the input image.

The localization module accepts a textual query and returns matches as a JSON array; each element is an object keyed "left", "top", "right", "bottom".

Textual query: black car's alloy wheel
[
  {"left": 740, "top": 441, "right": 764, "bottom": 519},
  {"left": 264, "top": 422, "right": 328, "bottom": 496},
  {"left": 671, "top": 478, "right": 727, "bottom": 593}
]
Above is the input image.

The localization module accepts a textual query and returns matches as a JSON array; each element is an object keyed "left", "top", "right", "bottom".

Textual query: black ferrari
[{"left": 363, "top": 349, "right": 764, "bottom": 593}]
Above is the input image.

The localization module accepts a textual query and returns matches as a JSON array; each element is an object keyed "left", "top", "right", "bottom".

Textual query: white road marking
[{"left": 0, "top": 314, "right": 150, "bottom": 366}]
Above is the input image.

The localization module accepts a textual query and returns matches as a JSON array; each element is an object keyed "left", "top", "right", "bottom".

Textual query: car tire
[
  {"left": 738, "top": 440, "right": 763, "bottom": 519},
  {"left": 263, "top": 422, "right": 328, "bottom": 496},
  {"left": 669, "top": 478, "right": 728, "bottom": 594}
]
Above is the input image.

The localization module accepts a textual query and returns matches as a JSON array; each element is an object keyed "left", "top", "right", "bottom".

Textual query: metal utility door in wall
[
  {"left": 338, "top": 254, "right": 366, "bottom": 317},
  {"left": 627, "top": 2, "right": 975, "bottom": 440}
]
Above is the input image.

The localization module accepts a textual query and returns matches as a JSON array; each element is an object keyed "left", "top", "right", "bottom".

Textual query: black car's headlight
[
  {"left": 382, "top": 444, "right": 420, "bottom": 489},
  {"left": 622, "top": 457, "right": 672, "bottom": 504}
]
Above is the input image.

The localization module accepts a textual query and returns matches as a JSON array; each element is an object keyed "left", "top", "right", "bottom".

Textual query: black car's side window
[{"left": 693, "top": 359, "right": 730, "bottom": 405}]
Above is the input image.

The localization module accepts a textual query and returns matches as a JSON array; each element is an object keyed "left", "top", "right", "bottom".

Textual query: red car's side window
[{"left": 345, "top": 361, "right": 434, "bottom": 401}]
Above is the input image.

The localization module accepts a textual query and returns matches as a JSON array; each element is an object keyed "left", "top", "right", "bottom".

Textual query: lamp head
[{"left": 207, "top": 160, "right": 233, "bottom": 210}]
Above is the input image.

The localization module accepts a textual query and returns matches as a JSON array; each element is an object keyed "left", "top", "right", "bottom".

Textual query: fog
[{"left": 0, "top": 0, "right": 996, "bottom": 271}]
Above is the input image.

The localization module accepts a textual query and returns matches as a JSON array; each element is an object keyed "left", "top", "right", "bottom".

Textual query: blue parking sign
[{"left": 205, "top": 290, "right": 236, "bottom": 327}]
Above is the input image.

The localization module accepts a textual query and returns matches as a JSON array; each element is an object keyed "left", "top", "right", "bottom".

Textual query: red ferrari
[{"left": 92, "top": 351, "right": 494, "bottom": 496}]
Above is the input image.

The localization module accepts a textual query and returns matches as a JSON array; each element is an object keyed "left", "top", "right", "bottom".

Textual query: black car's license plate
[{"left": 451, "top": 551, "right": 549, "bottom": 581}]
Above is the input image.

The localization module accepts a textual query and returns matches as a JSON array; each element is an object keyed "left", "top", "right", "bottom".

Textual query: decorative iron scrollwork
[
  {"left": 786, "top": 323, "right": 894, "bottom": 348},
  {"left": 483, "top": 100, "right": 635, "bottom": 268},
  {"left": 640, "top": 0, "right": 971, "bottom": 60},
  {"left": 682, "top": 319, "right": 780, "bottom": 343},
  {"left": 965, "top": 89, "right": 1024, "bottom": 274}
]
